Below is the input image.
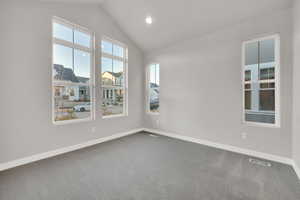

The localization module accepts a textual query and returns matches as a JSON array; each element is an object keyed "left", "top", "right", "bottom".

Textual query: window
[
  {"left": 101, "top": 38, "right": 128, "bottom": 117},
  {"left": 242, "top": 35, "right": 280, "bottom": 126},
  {"left": 245, "top": 70, "right": 251, "bottom": 81},
  {"left": 147, "top": 64, "right": 160, "bottom": 113},
  {"left": 52, "top": 17, "right": 94, "bottom": 123}
]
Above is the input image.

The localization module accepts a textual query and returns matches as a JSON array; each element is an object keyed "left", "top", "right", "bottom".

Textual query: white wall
[
  {"left": 293, "top": 0, "right": 300, "bottom": 168},
  {"left": 144, "top": 9, "right": 293, "bottom": 158},
  {"left": 0, "top": 0, "right": 144, "bottom": 163},
  {"left": 0, "top": 0, "right": 295, "bottom": 165}
]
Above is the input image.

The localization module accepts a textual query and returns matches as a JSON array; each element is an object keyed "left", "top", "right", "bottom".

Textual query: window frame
[
  {"left": 101, "top": 36, "right": 128, "bottom": 119},
  {"left": 241, "top": 34, "right": 280, "bottom": 128},
  {"left": 146, "top": 63, "right": 160, "bottom": 115},
  {"left": 52, "top": 16, "right": 95, "bottom": 125}
]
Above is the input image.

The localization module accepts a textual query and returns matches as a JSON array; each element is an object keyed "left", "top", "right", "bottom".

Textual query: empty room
[{"left": 1, "top": 0, "right": 300, "bottom": 199}]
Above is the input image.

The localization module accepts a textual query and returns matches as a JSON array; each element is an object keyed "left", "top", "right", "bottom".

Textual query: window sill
[
  {"left": 53, "top": 117, "right": 92, "bottom": 125},
  {"left": 243, "top": 121, "right": 280, "bottom": 129},
  {"left": 147, "top": 112, "right": 160, "bottom": 116},
  {"left": 102, "top": 114, "right": 127, "bottom": 119}
]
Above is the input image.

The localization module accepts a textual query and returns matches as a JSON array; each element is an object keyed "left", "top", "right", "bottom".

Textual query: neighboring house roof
[
  {"left": 77, "top": 76, "right": 89, "bottom": 84},
  {"left": 54, "top": 64, "right": 89, "bottom": 84},
  {"left": 103, "top": 71, "right": 123, "bottom": 78},
  {"left": 54, "top": 64, "right": 79, "bottom": 83}
]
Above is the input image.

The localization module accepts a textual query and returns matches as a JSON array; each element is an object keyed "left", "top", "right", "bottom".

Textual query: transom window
[
  {"left": 52, "top": 17, "right": 94, "bottom": 124},
  {"left": 242, "top": 35, "right": 280, "bottom": 127},
  {"left": 101, "top": 38, "right": 128, "bottom": 117}
]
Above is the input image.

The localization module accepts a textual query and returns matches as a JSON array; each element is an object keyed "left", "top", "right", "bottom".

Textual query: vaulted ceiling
[
  {"left": 42, "top": 0, "right": 292, "bottom": 52},
  {"left": 101, "top": 0, "right": 292, "bottom": 52}
]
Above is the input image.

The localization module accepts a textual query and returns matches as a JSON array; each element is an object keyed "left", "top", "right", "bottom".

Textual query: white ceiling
[
  {"left": 101, "top": 0, "right": 292, "bottom": 52},
  {"left": 40, "top": 0, "right": 105, "bottom": 3},
  {"left": 41, "top": 0, "right": 292, "bottom": 52}
]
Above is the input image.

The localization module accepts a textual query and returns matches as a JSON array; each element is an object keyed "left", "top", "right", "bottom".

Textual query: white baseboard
[
  {"left": 292, "top": 161, "right": 300, "bottom": 180},
  {"left": 1, "top": 127, "right": 299, "bottom": 180},
  {"left": 0, "top": 128, "right": 143, "bottom": 172},
  {"left": 144, "top": 128, "right": 293, "bottom": 166}
]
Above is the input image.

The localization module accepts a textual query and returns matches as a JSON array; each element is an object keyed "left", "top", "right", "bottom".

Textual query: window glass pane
[
  {"left": 102, "top": 57, "right": 113, "bottom": 85},
  {"left": 260, "top": 82, "right": 275, "bottom": 89},
  {"left": 74, "top": 49, "right": 90, "bottom": 83},
  {"left": 53, "top": 23, "right": 73, "bottom": 43},
  {"left": 113, "top": 44, "right": 124, "bottom": 58},
  {"left": 150, "top": 87, "right": 159, "bottom": 112},
  {"left": 54, "top": 85, "right": 91, "bottom": 121},
  {"left": 74, "top": 30, "right": 90, "bottom": 48},
  {"left": 113, "top": 60, "right": 124, "bottom": 86},
  {"left": 244, "top": 42, "right": 258, "bottom": 85},
  {"left": 260, "top": 90, "right": 275, "bottom": 111},
  {"left": 245, "top": 42, "right": 259, "bottom": 65},
  {"left": 150, "top": 64, "right": 156, "bottom": 86},
  {"left": 53, "top": 44, "right": 73, "bottom": 70},
  {"left": 102, "top": 41, "right": 113, "bottom": 55},
  {"left": 53, "top": 44, "right": 78, "bottom": 83},
  {"left": 102, "top": 88, "right": 124, "bottom": 116},
  {"left": 245, "top": 91, "right": 251, "bottom": 110},
  {"left": 244, "top": 84, "right": 251, "bottom": 89},
  {"left": 260, "top": 68, "right": 274, "bottom": 80},
  {"left": 149, "top": 64, "right": 159, "bottom": 113},
  {"left": 245, "top": 70, "right": 251, "bottom": 81},
  {"left": 260, "top": 39, "right": 275, "bottom": 64},
  {"left": 102, "top": 57, "right": 113, "bottom": 73},
  {"left": 155, "top": 64, "right": 160, "bottom": 85}
]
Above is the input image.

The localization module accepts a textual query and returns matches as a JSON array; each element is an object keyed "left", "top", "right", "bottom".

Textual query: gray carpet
[{"left": 0, "top": 132, "right": 299, "bottom": 200}]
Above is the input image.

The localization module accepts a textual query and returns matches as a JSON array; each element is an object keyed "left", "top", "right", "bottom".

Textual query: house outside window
[
  {"left": 242, "top": 35, "right": 280, "bottom": 127},
  {"left": 101, "top": 38, "right": 128, "bottom": 117},
  {"left": 52, "top": 17, "right": 94, "bottom": 124},
  {"left": 147, "top": 64, "right": 160, "bottom": 113}
]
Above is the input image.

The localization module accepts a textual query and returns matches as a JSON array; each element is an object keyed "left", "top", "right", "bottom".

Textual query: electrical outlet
[
  {"left": 91, "top": 127, "right": 96, "bottom": 133},
  {"left": 241, "top": 132, "right": 247, "bottom": 139}
]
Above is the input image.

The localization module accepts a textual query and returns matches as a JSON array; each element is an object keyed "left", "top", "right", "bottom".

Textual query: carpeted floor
[{"left": 0, "top": 132, "right": 299, "bottom": 200}]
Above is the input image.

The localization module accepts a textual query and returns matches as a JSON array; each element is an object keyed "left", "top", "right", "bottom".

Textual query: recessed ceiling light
[{"left": 145, "top": 16, "right": 153, "bottom": 25}]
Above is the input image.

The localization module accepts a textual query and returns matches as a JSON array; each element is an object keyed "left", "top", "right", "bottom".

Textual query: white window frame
[
  {"left": 242, "top": 34, "right": 280, "bottom": 128},
  {"left": 52, "top": 16, "right": 95, "bottom": 125},
  {"left": 146, "top": 63, "right": 160, "bottom": 115},
  {"left": 101, "top": 37, "right": 128, "bottom": 119}
]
